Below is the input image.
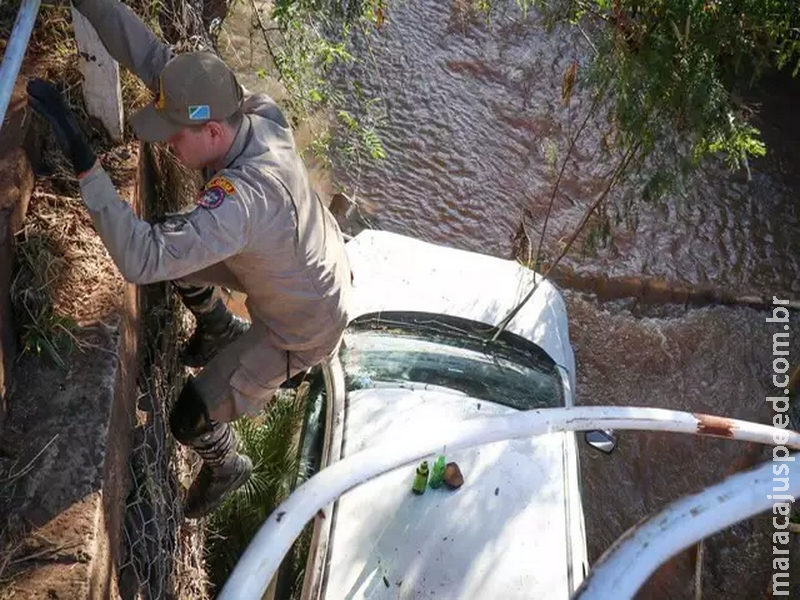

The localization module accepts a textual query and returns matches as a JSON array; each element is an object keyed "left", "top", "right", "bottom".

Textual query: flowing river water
[{"left": 222, "top": 2, "right": 800, "bottom": 598}]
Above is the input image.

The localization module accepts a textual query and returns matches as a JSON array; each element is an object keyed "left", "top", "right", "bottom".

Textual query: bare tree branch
[
  {"left": 534, "top": 82, "right": 608, "bottom": 274},
  {"left": 249, "top": 0, "right": 285, "bottom": 81},
  {"left": 492, "top": 139, "right": 642, "bottom": 340}
]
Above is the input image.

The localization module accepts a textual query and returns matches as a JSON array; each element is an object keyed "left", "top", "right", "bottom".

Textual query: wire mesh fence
[
  {"left": 117, "top": 281, "right": 208, "bottom": 600},
  {"left": 109, "top": 0, "right": 237, "bottom": 580},
  {"left": 115, "top": 138, "right": 209, "bottom": 600}
]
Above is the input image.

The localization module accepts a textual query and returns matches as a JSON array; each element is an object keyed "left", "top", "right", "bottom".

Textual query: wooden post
[{"left": 71, "top": 8, "right": 124, "bottom": 142}]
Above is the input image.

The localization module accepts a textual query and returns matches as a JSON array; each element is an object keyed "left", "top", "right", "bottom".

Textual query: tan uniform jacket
[{"left": 75, "top": 0, "right": 351, "bottom": 352}]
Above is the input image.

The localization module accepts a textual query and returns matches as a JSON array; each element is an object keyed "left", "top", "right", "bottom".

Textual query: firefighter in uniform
[{"left": 27, "top": 0, "right": 351, "bottom": 519}]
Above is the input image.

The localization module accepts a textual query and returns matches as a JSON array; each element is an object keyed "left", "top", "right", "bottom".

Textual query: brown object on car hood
[{"left": 443, "top": 462, "right": 463, "bottom": 489}]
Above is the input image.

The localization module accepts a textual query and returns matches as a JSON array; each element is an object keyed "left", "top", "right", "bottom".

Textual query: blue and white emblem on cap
[{"left": 188, "top": 105, "right": 211, "bottom": 120}]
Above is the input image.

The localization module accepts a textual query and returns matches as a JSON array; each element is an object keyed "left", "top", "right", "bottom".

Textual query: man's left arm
[
  {"left": 74, "top": 0, "right": 173, "bottom": 93},
  {"left": 27, "top": 79, "right": 250, "bottom": 283},
  {"left": 79, "top": 164, "right": 249, "bottom": 284},
  {"left": 26, "top": 79, "right": 248, "bottom": 284}
]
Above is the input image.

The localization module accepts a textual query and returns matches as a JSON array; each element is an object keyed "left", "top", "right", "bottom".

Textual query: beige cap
[{"left": 131, "top": 52, "right": 243, "bottom": 142}]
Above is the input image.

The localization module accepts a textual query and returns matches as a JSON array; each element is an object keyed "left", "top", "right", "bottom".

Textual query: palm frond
[{"left": 205, "top": 386, "right": 310, "bottom": 590}]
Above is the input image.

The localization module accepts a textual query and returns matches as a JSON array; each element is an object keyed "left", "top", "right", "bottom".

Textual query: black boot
[
  {"left": 182, "top": 300, "right": 250, "bottom": 368},
  {"left": 183, "top": 420, "right": 253, "bottom": 520}
]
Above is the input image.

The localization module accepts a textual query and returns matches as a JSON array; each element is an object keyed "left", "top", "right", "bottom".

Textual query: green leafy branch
[{"left": 246, "top": 0, "right": 388, "bottom": 162}]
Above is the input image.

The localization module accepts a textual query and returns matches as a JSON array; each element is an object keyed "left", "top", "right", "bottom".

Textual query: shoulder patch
[
  {"left": 196, "top": 186, "right": 227, "bottom": 209},
  {"left": 204, "top": 176, "right": 237, "bottom": 195},
  {"left": 196, "top": 176, "right": 237, "bottom": 209}
]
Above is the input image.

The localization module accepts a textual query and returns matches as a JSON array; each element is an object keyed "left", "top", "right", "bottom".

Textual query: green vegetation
[
  {"left": 240, "top": 0, "right": 799, "bottom": 262},
  {"left": 205, "top": 386, "right": 311, "bottom": 593},
  {"left": 15, "top": 0, "right": 797, "bottom": 589},
  {"left": 511, "top": 1, "right": 798, "bottom": 167},
  {"left": 479, "top": 1, "right": 800, "bottom": 254},
  {"left": 260, "top": 0, "right": 799, "bottom": 189},
  {"left": 11, "top": 234, "right": 76, "bottom": 369},
  {"left": 246, "top": 0, "right": 388, "bottom": 167},
  {"left": 453, "top": 0, "right": 800, "bottom": 333}
]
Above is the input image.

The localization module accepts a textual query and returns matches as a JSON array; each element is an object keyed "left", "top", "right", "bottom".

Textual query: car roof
[
  {"left": 346, "top": 230, "right": 575, "bottom": 382},
  {"left": 322, "top": 387, "right": 575, "bottom": 599}
]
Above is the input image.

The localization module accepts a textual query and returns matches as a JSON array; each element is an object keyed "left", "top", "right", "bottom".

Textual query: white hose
[
  {"left": 574, "top": 454, "right": 800, "bottom": 598},
  {"left": 219, "top": 406, "right": 799, "bottom": 599}
]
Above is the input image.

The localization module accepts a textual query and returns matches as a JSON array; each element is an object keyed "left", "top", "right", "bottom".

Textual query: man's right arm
[{"left": 73, "top": 0, "right": 172, "bottom": 92}]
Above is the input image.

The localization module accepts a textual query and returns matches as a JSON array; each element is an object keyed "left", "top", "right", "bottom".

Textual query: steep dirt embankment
[
  {"left": 0, "top": 8, "right": 204, "bottom": 597},
  {"left": 0, "top": 107, "right": 140, "bottom": 600},
  {"left": 0, "top": 82, "right": 39, "bottom": 427}
]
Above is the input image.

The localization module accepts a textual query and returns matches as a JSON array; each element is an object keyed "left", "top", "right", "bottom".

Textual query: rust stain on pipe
[{"left": 694, "top": 413, "right": 735, "bottom": 438}]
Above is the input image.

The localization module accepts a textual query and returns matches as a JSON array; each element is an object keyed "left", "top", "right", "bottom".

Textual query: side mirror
[{"left": 584, "top": 429, "right": 617, "bottom": 455}]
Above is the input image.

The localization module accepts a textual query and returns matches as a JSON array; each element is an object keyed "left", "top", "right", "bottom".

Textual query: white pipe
[
  {"left": 574, "top": 454, "right": 800, "bottom": 599},
  {"left": 0, "top": 0, "right": 42, "bottom": 133},
  {"left": 219, "top": 406, "right": 800, "bottom": 600}
]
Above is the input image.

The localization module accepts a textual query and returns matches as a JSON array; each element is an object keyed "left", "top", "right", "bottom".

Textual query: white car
[
  {"left": 221, "top": 230, "right": 799, "bottom": 600},
  {"left": 276, "top": 229, "right": 589, "bottom": 599}
]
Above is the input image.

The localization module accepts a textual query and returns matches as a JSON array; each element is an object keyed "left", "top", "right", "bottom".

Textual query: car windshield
[{"left": 339, "top": 312, "right": 564, "bottom": 410}]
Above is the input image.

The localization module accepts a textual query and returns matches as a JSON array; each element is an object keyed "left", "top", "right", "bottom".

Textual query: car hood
[{"left": 323, "top": 387, "right": 576, "bottom": 600}]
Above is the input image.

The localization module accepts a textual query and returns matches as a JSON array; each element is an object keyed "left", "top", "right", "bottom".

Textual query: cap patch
[
  {"left": 205, "top": 176, "right": 236, "bottom": 195},
  {"left": 196, "top": 186, "right": 226, "bottom": 209},
  {"left": 189, "top": 105, "right": 211, "bottom": 121}
]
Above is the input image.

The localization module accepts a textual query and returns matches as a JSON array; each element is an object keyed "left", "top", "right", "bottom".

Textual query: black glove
[{"left": 27, "top": 78, "right": 97, "bottom": 175}]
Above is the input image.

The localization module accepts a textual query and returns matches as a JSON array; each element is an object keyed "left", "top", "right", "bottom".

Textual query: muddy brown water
[
  {"left": 219, "top": 1, "right": 800, "bottom": 597},
  {"left": 322, "top": 2, "right": 800, "bottom": 599},
  {"left": 331, "top": 3, "right": 799, "bottom": 297}
]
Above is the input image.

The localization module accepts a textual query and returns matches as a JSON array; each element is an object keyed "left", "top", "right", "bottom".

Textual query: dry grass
[
  {"left": 6, "top": 4, "right": 146, "bottom": 355},
  {"left": 148, "top": 142, "right": 205, "bottom": 212},
  {"left": 121, "top": 69, "right": 152, "bottom": 117},
  {"left": 13, "top": 187, "right": 126, "bottom": 326},
  {"left": 9, "top": 153, "right": 135, "bottom": 367}
]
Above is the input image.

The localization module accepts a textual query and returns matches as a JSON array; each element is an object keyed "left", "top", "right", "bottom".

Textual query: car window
[{"left": 339, "top": 312, "right": 564, "bottom": 410}]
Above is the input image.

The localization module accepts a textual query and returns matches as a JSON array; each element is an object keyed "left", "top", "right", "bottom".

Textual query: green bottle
[
  {"left": 429, "top": 455, "right": 446, "bottom": 489},
  {"left": 412, "top": 461, "right": 429, "bottom": 495}
]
